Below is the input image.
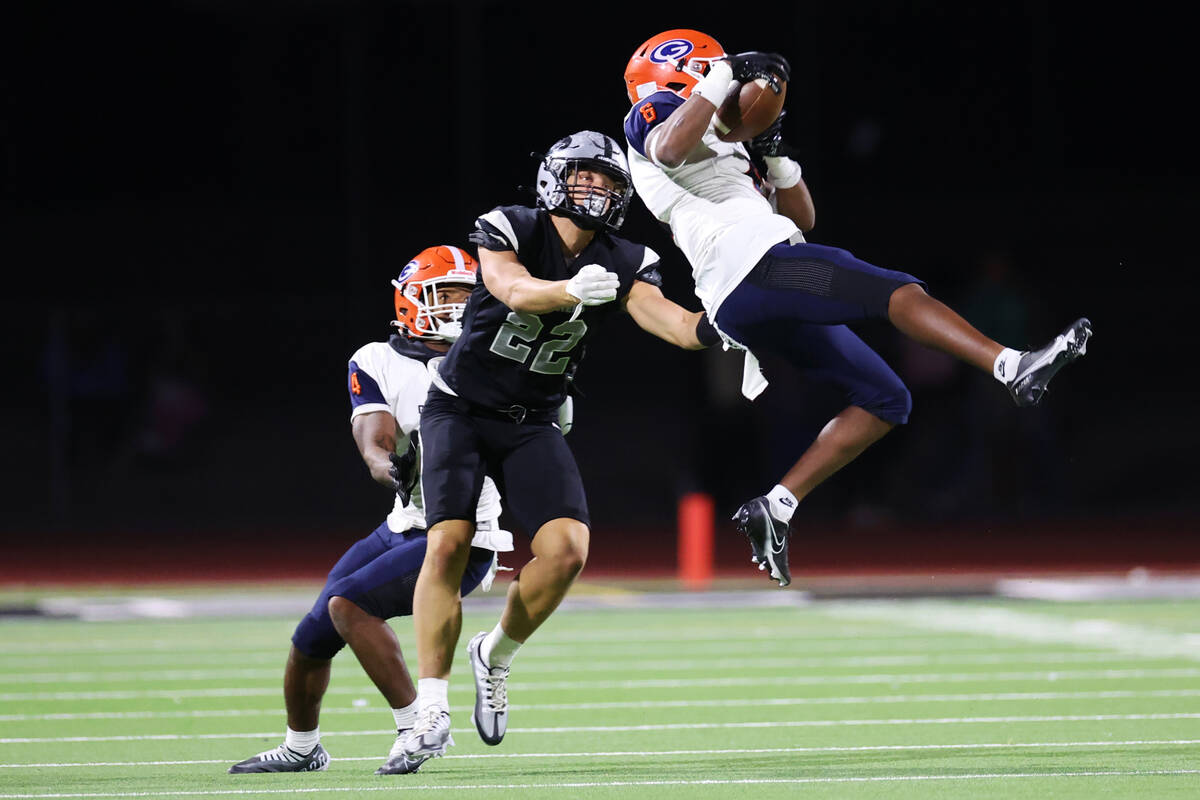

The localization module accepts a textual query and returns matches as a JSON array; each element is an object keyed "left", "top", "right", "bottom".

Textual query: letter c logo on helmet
[{"left": 648, "top": 39, "right": 694, "bottom": 64}]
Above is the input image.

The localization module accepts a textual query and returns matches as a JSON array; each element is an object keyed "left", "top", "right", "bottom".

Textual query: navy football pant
[
  {"left": 715, "top": 241, "right": 923, "bottom": 425},
  {"left": 291, "top": 522, "right": 495, "bottom": 660}
]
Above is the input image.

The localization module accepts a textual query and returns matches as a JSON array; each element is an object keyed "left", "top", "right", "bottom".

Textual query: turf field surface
[{"left": 1, "top": 590, "right": 1198, "bottom": 799}]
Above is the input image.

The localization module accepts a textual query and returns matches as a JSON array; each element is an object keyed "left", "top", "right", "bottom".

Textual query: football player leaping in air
[
  {"left": 401, "top": 130, "right": 720, "bottom": 764},
  {"left": 229, "top": 246, "right": 521, "bottom": 776},
  {"left": 622, "top": 29, "right": 1092, "bottom": 588}
]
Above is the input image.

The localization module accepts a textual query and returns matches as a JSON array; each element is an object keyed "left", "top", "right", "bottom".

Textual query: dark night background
[{"left": 3, "top": 1, "right": 1196, "bottom": 579}]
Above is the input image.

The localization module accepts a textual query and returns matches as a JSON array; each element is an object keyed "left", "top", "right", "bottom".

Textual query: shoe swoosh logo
[{"left": 770, "top": 525, "right": 787, "bottom": 553}]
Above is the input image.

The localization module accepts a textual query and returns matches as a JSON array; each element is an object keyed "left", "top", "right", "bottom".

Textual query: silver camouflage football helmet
[{"left": 535, "top": 131, "right": 634, "bottom": 231}]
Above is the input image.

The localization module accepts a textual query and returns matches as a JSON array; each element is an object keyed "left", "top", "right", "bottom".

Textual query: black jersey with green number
[{"left": 437, "top": 205, "right": 662, "bottom": 412}]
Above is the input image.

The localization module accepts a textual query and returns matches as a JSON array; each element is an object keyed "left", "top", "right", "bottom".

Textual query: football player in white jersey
[
  {"left": 229, "top": 246, "right": 515, "bottom": 776},
  {"left": 623, "top": 29, "right": 1092, "bottom": 588}
]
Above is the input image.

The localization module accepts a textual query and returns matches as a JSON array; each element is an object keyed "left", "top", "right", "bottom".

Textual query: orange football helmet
[
  {"left": 624, "top": 29, "right": 726, "bottom": 104},
  {"left": 391, "top": 245, "right": 477, "bottom": 341}
]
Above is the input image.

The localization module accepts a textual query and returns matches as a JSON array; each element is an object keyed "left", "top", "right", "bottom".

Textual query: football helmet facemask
[
  {"left": 391, "top": 245, "right": 477, "bottom": 342},
  {"left": 535, "top": 131, "right": 634, "bottom": 232},
  {"left": 624, "top": 29, "right": 727, "bottom": 104}
]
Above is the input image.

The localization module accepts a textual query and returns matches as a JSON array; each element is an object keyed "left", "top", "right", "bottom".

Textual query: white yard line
[
  {"left": 4, "top": 688, "right": 1200, "bottom": 722},
  {"left": 4, "top": 666, "right": 1200, "bottom": 703},
  {"left": 4, "top": 713, "right": 1199, "bottom": 743},
  {"left": 2, "top": 739, "right": 1198, "bottom": 769},
  {"left": 0, "top": 650, "right": 1161, "bottom": 685},
  {"left": 0, "top": 636, "right": 1044, "bottom": 665},
  {"left": 1, "top": 770, "right": 1198, "bottom": 797},
  {"left": 0, "top": 629, "right": 973, "bottom": 656},
  {"left": 823, "top": 601, "right": 1200, "bottom": 661}
]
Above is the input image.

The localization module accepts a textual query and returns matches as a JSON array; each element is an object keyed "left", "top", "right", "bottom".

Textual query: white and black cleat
[
  {"left": 468, "top": 631, "right": 509, "bottom": 746},
  {"left": 228, "top": 743, "right": 329, "bottom": 773},
  {"left": 375, "top": 729, "right": 429, "bottom": 775},
  {"left": 732, "top": 496, "right": 791, "bottom": 587},
  {"left": 1007, "top": 318, "right": 1092, "bottom": 407},
  {"left": 400, "top": 707, "right": 455, "bottom": 761}
]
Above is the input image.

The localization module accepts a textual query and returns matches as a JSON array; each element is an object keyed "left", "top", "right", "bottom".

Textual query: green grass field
[{"left": 2, "top": 589, "right": 1198, "bottom": 798}]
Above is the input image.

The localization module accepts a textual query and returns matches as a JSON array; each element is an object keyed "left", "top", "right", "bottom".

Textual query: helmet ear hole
[{"left": 665, "top": 81, "right": 687, "bottom": 92}]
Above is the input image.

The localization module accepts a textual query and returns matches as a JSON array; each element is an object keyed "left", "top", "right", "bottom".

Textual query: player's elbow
[
  {"left": 650, "top": 127, "right": 690, "bottom": 169},
  {"left": 796, "top": 208, "right": 815, "bottom": 232},
  {"left": 502, "top": 285, "right": 544, "bottom": 314},
  {"left": 655, "top": 138, "right": 688, "bottom": 169}
]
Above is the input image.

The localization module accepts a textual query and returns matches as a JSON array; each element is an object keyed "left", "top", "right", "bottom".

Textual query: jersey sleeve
[
  {"left": 347, "top": 343, "right": 392, "bottom": 420},
  {"left": 348, "top": 362, "right": 388, "bottom": 418},
  {"left": 468, "top": 205, "right": 538, "bottom": 254},
  {"left": 623, "top": 91, "right": 686, "bottom": 159},
  {"left": 634, "top": 245, "right": 663, "bottom": 288}
]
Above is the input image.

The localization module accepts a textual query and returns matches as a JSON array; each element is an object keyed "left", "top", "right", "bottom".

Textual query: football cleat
[
  {"left": 468, "top": 631, "right": 509, "bottom": 746},
  {"left": 400, "top": 706, "right": 455, "bottom": 760},
  {"left": 732, "top": 497, "right": 791, "bottom": 587},
  {"left": 375, "top": 729, "right": 429, "bottom": 775},
  {"left": 1006, "top": 318, "right": 1093, "bottom": 407},
  {"left": 228, "top": 742, "right": 329, "bottom": 774}
]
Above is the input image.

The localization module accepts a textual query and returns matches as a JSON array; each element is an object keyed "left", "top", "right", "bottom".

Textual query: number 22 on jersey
[{"left": 489, "top": 312, "right": 586, "bottom": 375}]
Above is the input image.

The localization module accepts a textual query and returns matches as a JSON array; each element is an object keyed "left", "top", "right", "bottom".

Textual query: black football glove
[
  {"left": 748, "top": 110, "right": 801, "bottom": 160},
  {"left": 388, "top": 432, "right": 420, "bottom": 505},
  {"left": 723, "top": 51, "right": 790, "bottom": 94}
]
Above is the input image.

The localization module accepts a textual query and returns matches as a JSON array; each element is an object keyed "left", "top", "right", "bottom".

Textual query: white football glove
[{"left": 565, "top": 264, "right": 620, "bottom": 307}]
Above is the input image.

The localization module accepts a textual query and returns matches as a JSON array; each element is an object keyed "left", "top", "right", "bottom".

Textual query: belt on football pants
[{"left": 450, "top": 397, "right": 556, "bottom": 425}]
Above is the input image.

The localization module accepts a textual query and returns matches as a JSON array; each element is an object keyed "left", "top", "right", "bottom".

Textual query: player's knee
[
  {"left": 866, "top": 379, "right": 912, "bottom": 425},
  {"left": 424, "top": 523, "right": 475, "bottom": 575},
  {"left": 327, "top": 595, "right": 370, "bottom": 634},
  {"left": 291, "top": 612, "right": 346, "bottom": 660},
  {"left": 534, "top": 519, "right": 589, "bottom": 582}
]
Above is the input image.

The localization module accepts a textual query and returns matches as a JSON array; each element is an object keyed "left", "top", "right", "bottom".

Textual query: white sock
[
  {"left": 392, "top": 699, "right": 418, "bottom": 731},
  {"left": 284, "top": 726, "right": 319, "bottom": 754},
  {"left": 482, "top": 623, "right": 522, "bottom": 669},
  {"left": 766, "top": 484, "right": 798, "bottom": 522},
  {"left": 416, "top": 678, "right": 449, "bottom": 713},
  {"left": 993, "top": 347, "right": 1023, "bottom": 383}
]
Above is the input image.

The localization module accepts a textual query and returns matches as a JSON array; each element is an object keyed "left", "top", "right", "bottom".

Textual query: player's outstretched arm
[
  {"left": 650, "top": 53, "right": 790, "bottom": 169},
  {"left": 351, "top": 410, "right": 400, "bottom": 489},
  {"left": 623, "top": 280, "right": 710, "bottom": 350},
  {"left": 480, "top": 249, "right": 616, "bottom": 314},
  {"left": 648, "top": 60, "right": 735, "bottom": 168}
]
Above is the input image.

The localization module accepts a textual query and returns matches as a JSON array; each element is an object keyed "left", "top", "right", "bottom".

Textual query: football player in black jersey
[{"left": 399, "top": 131, "right": 722, "bottom": 762}]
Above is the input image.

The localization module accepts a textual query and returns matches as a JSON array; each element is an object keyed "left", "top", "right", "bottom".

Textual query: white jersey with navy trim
[
  {"left": 347, "top": 339, "right": 509, "bottom": 551},
  {"left": 623, "top": 91, "right": 800, "bottom": 319}
]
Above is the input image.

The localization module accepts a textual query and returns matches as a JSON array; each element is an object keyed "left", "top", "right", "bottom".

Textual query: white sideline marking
[
  {"left": 5, "top": 666, "right": 1200, "bottom": 702},
  {"left": 4, "top": 714, "right": 1199, "bottom": 743},
  {"left": 3, "top": 739, "right": 1199, "bottom": 769},
  {"left": 1, "top": 770, "right": 1198, "bottom": 796},
  {"left": 824, "top": 601, "right": 1200, "bottom": 661},
  {"left": 4, "top": 688, "right": 1200, "bottom": 722},
  {"left": 0, "top": 650, "right": 1157, "bottom": 685}
]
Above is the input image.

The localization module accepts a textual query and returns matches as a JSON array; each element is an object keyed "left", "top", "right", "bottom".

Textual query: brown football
[{"left": 715, "top": 77, "right": 787, "bottom": 143}]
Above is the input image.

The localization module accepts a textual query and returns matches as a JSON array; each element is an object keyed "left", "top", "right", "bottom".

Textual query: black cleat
[
  {"left": 732, "top": 497, "right": 791, "bottom": 587},
  {"left": 228, "top": 743, "right": 329, "bottom": 773},
  {"left": 1006, "top": 318, "right": 1092, "bottom": 407}
]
